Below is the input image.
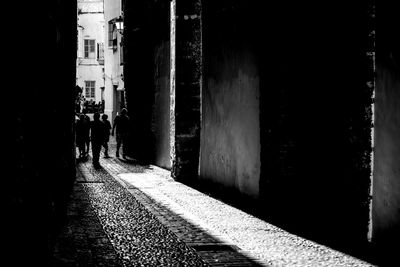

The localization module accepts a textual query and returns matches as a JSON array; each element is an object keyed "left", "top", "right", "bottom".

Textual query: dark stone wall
[
  {"left": 171, "top": 0, "right": 202, "bottom": 182},
  {"left": 200, "top": 0, "right": 374, "bottom": 258},
  {"left": 200, "top": 1, "right": 261, "bottom": 198},
  {"left": 126, "top": 0, "right": 376, "bottom": 261},
  {"left": 257, "top": 0, "right": 374, "bottom": 256},
  {"left": 7, "top": 0, "right": 77, "bottom": 265},
  {"left": 124, "top": 0, "right": 201, "bottom": 177},
  {"left": 153, "top": 40, "right": 171, "bottom": 169},
  {"left": 373, "top": 1, "right": 400, "bottom": 265},
  {"left": 123, "top": 0, "right": 155, "bottom": 161},
  {"left": 124, "top": 0, "right": 170, "bottom": 162}
]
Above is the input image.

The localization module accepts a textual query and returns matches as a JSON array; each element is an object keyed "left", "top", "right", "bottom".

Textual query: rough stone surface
[
  {"left": 80, "top": 161, "right": 208, "bottom": 266},
  {"left": 374, "top": 63, "right": 400, "bottom": 238},
  {"left": 52, "top": 172, "right": 122, "bottom": 267},
  {"left": 111, "top": 165, "right": 375, "bottom": 267}
]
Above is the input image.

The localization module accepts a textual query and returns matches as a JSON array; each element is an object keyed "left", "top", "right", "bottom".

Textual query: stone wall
[
  {"left": 257, "top": 0, "right": 373, "bottom": 254},
  {"left": 125, "top": 0, "right": 376, "bottom": 259},
  {"left": 171, "top": 0, "right": 202, "bottom": 181},
  {"left": 372, "top": 2, "right": 400, "bottom": 263},
  {"left": 124, "top": 0, "right": 171, "bottom": 162},
  {"left": 153, "top": 40, "right": 171, "bottom": 169},
  {"left": 200, "top": 24, "right": 261, "bottom": 197},
  {"left": 7, "top": 0, "right": 77, "bottom": 265}
]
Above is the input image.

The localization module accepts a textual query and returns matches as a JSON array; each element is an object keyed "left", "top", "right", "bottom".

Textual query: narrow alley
[
  {"left": 8, "top": 0, "right": 400, "bottom": 266},
  {"left": 51, "top": 139, "right": 375, "bottom": 266}
]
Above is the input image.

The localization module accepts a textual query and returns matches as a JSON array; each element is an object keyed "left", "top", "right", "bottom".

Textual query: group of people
[
  {"left": 83, "top": 99, "right": 105, "bottom": 114},
  {"left": 76, "top": 108, "right": 130, "bottom": 168}
]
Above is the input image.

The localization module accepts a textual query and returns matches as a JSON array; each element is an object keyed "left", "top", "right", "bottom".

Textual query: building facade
[
  {"left": 77, "top": 0, "right": 105, "bottom": 113},
  {"left": 104, "top": 0, "right": 125, "bottom": 120}
]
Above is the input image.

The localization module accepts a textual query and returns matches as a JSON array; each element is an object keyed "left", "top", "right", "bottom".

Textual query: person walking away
[
  {"left": 90, "top": 112, "right": 105, "bottom": 168},
  {"left": 82, "top": 109, "right": 91, "bottom": 156},
  {"left": 111, "top": 108, "right": 130, "bottom": 159},
  {"left": 76, "top": 114, "right": 86, "bottom": 158},
  {"left": 102, "top": 114, "right": 112, "bottom": 158}
]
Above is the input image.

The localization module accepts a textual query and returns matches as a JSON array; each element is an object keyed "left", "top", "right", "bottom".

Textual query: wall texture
[
  {"left": 200, "top": 0, "right": 374, "bottom": 258},
  {"left": 7, "top": 0, "right": 77, "bottom": 265},
  {"left": 373, "top": 2, "right": 400, "bottom": 263},
  {"left": 124, "top": 0, "right": 171, "bottom": 161},
  {"left": 200, "top": 45, "right": 260, "bottom": 197},
  {"left": 153, "top": 41, "right": 171, "bottom": 169},
  {"left": 76, "top": 11, "right": 105, "bottom": 104},
  {"left": 104, "top": 0, "right": 123, "bottom": 120},
  {"left": 373, "top": 63, "right": 400, "bottom": 245},
  {"left": 257, "top": 1, "right": 373, "bottom": 254},
  {"left": 126, "top": 0, "right": 377, "bottom": 262},
  {"left": 171, "top": 0, "right": 202, "bottom": 181}
]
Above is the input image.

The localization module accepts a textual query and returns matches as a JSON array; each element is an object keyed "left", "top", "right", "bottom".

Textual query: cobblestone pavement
[
  {"left": 79, "top": 162, "right": 210, "bottom": 266},
  {"left": 52, "top": 172, "right": 123, "bottom": 267},
  {"left": 72, "top": 137, "right": 376, "bottom": 266}
]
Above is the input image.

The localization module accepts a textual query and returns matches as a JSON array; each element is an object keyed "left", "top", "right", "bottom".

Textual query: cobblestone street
[{"left": 52, "top": 137, "right": 376, "bottom": 266}]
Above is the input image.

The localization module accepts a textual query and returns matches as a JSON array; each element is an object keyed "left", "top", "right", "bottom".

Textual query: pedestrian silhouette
[
  {"left": 90, "top": 112, "right": 105, "bottom": 168},
  {"left": 82, "top": 109, "right": 91, "bottom": 156},
  {"left": 102, "top": 114, "right": 112, "bottom": 158},
  {"left": 112, "top": 108, "right": 130, "bottom": 159}
]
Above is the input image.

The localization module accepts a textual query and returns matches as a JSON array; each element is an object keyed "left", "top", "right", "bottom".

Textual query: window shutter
[
  {"left": 90, "top": 40, "right": 95, "bottom": 53},
  {"left": 108, "top": 22, "right": 114, "bottom": 47}
]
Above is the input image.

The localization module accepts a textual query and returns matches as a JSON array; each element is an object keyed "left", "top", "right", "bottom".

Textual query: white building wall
[
  {"left": 104, "top": 0, "right": 124, "bottom": 121},
  {"left": 77, "top": 0, "right": 106, "bottom": 111}
]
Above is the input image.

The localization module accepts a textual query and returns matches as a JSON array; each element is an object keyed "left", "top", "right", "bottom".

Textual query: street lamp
[{"left": 115, "top": 16, "right": 124, "bottom": 34}]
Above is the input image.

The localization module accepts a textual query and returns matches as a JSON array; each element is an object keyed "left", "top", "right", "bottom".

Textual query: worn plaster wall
[
  {"left": 200, "top": 46, "right": 260, "bottom": 197},
  {"left": 199, "top": 0, "right": 374, "bottom": 258},
  {"left": 104, "top": 0, "right": 123, "bottom": 120},
  {"left": 372, "top": 2, "right": 400, "bottom": 264},
  {"left": 373, "top": 62, "right": 400, "bottom": 248},
  {"left": 153, "top": 41, "right": 171, "bottom": 169},
  {"left": 199, "top": 0, "right": 261, "bottom": 199}
]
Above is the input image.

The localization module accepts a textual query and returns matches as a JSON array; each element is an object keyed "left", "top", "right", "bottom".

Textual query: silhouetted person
[
  {"left": 84, "top": 100, "right": 89, "bottom": 112},
  {"left": 101, "top": 100, "right": 105, "bottom": 113},
  {"left": 112, "top": 108, "right": 130, "bottom": 159},
  {"left": 76, "top": 114, "right": 86, "bottom": 158},
  {"left": 75, "top": 85, "right": 83, "bottom": 114},
  {"left": 82, "top": 109, "right": 91, "bottom": 156},
  {"left": 102, "top": 114, "right": 111, "bottom": 158},
  {"left": 90, "top": 112, "right": 105, "bottom": 168}
]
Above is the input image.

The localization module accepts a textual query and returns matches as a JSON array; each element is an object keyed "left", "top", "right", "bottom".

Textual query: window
[
  {"left": 108, "top": 22, "right": 115, "bottom": 48},
  {"left": 84, "top": 39, "right": 95, "bottom": 58},
  {"left": 85, "top": 81, "right": 95, "bottom": 98}
]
